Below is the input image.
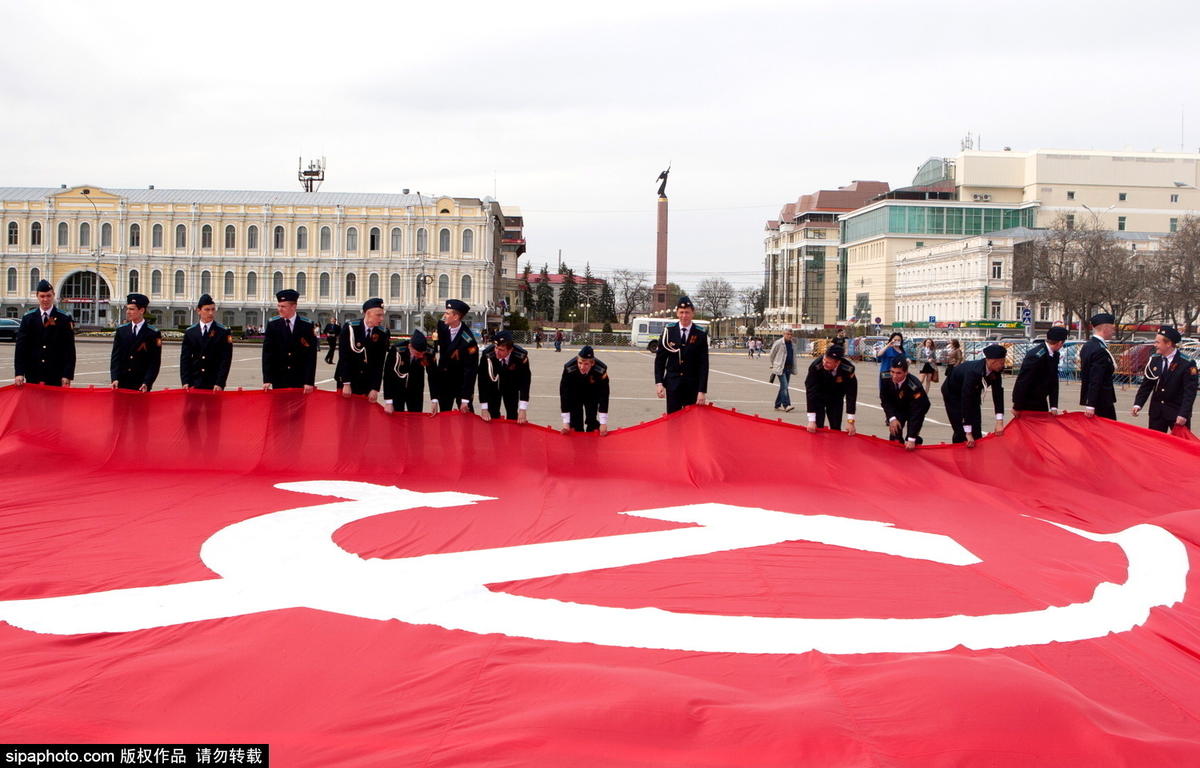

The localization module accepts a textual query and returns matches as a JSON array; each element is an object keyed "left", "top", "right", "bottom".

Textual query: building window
[
  {"left": 129, "top": 223, "right": 141, "bottom": 248},
  {"left": 201, "top": 224, "right": 213, "bottom": 249},
  {"left": 152, "top": 223, "right": 163, "bottom": 248},
  {"left": 222, "top": 311, "right": 234, "bottom": 326},
  {"left": 461, "top": 274, "right": 472, "bottom": 299},
  {"left": 31, "top": 222, "right": 41, "bottom": 246},
  {"left": 346, "top": 227, "right": 358, "bottom": 252},
  {"left": 173, "top": 310, "right": 186, "bottom": 327},
  {"left": 319, "top": 272, "right": 330, "bottom": 298},
  {"left": 296, "top": 271, "right": 307, "bottom": 296},
  {"left": 1117, "top": 216, "right": 1127, "bottom": 231},
  {"left": 1039, "top": 302, "right": 1050, "bottom": 321},
  {"left": 272, "top": 271, "right": 283, "bottom": 295},
  {"left": 1066, "top": 191, "right": 1075, "bottom": 201},
  {"left": 367, "top": 273, "right": 379, "bottom": 297},
  {"left": 128, "top": 269, "right": 139, "bottom": 293},
  {"left": 6, "top": 221, "right": 16, "bottom": 246},
  {"left": 6, "top": 267, "right": 16, "bottom": 292},
  {"left": 1065, "top": 214, "right": 1075, "bottom": 230},
  {"left": 100, "top": 222, "right": 112, "bottom": 248},
  {"left": 369, "top": 227, "right": 381, "bottom": 252},
  {"left": 320, "top": 226, "right": 331, "bottom": 251},
  {"left": 57, "top": 221, "right": 69, "bottom": 247},
  {"left": 390, "top": 227, "right": 402, "bottom": 252},
  {"left": 273, "top": 226, "right": 285, "bottom": 250},
  {"left": 991, "top": 261, "right": 1002, "bottom": 280},
  {"left": 417, "top": 228, "right": 428, "bottom": 253},
  {"left": 462, "top": 229, "right": 473, "bottom": 253},
  {"left": 1170, "top": 218, "right": 1179, "bottom": 232},
  {"left": 1118, "top": 192, "right": 1127, "bottom": 201},
  {"left": 151, "top": 270, "right": 163, "bottom": 295},
  {"left": 175, "top": 224, "right": 187, "bottom": 250},
  {"left": 389, "top": 273, "right": 401, "bottom": 298},
  {"left": 29, "top": 268, "right": 40, "bottom": 292},
  {"left": 200, "top": 270, "right": 212, "bottom": 294},
  {"left": 1134, "top": 304, "right": 1145, "bottom": 322},
  {"left": 439, "top": 228, "right": 451, "bottom": 253},
  {"left": 224, "top": 270, "right": 234, "bottom": 296},
  {"left": 174, "top": 270, "right": 185, "bottom": 295},
  {"left": 990, "top": 300, "right": 1001, "bottom": 320},
  {"left": 246, "top": 271, "right": 257, "bottom": 297},
  {"left": 438, "top": 273, "right": 449, "bottom": 299},
  {"left": 1171, "top": 194, "right": 1180, "bottom": 203},
  {"left": 247, "top": 225, "right": 259, "bottom": 250},
  {"left": 79, "top": 222, "right": 90, "bottom": 248},
  {"left": 297, "top": 226, "right": 308, "bottom": 251},
  {"left": 345, "top": 272, "right": 357, "bottom": 297}
]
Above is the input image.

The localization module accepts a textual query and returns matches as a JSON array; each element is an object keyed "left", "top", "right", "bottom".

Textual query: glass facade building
[{"left": 841, "top": 204, "right": 1037, "bottom": 244}]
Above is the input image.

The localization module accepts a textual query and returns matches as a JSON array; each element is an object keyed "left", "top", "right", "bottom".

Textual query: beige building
[{"left": 1, "top": 185, "right": 513, "bottom": 331}]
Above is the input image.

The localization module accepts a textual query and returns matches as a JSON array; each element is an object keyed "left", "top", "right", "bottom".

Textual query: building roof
[
  {"left": 0, "top": 186, "right": 463, "bottom": 207},
  {"left": 767, "top": 180, "right": 891, "bottom": 227},
  {"left": 525, "top": 273, "right": 605, "bottom": 285}
]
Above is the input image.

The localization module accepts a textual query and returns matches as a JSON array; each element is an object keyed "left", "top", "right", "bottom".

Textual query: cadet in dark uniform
[
  {"left": 1012, "top": 326, "right": 1068, "bottom": 414},
  {"left": 335, "top": 298, "right": 390, "bottom": 401},
  {"left": 477, "top": 330, "right": 531, "bottom": 423},
  {"left": 383, "top": 329, "right": 436, "bottom": 413},
  {"left": 323, "top": 319, "right": 341, "bottom": 364},
  {"left": 180, "top": 294, "right": 233, "bottom": 390},
  {"left": 1132, "top": 326, "right": 1199, "bottom": 433},
  {"left": 942, "top": 343, "right": 1007, "bottom": 447},
  {"left": 1079, "top": 312, "right": 1117, "bottom": 420},
  {"left": 804, "top": 344, "right": 858, "bottom": 435},
  {"left": 109, "top": 293, "right": 162, "bottom": 391},
  {"left": 261, "top": 289, "right": 320, "bottom": 392},
  {"left": 880, "top": 358, "right": 929, "bottom": 450},
  {"left": 654, "top": 296, "right": 709, "bottom": 413},
  {"left": 14, "top": 279, "right": 76, "bottom": 387},
  {"left": 432, "top": 299, "right": 479, "bottom": 413},
  {"left": 559, "top": 345, "right": 610, "bottom": 434}
]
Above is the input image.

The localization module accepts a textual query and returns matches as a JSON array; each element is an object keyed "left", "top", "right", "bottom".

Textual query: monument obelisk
[{"left": 652, "top": 166, "right": 670, "bottom": 312}]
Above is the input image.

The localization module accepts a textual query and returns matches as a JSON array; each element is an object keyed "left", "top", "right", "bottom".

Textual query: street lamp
[
  {"left": 81, "top": 188, "right": 101, "bottom": 326},
  {"left": 581, "top": 301, "right": 590, "bottom": 327}
]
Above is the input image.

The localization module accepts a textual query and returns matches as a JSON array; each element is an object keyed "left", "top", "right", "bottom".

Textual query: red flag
[{"left": 1, "top": 387, "right": 1199, "bottom": 766}]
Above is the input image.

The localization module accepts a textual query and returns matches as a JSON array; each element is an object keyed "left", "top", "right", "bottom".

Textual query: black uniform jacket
[
  {"left": 14, "top": 307, "right": 76, "bottom": 384},
  {"left": 1011, "top": 341, "right": 1060, "bottom": 411},
  {"left": 880, "top": 373, "right": 930, "bottom": 436},
  {"left": 1134, "top": 352, "right": 1199, "bottom": 423},
  {"left": 560, "top": 358, "right": 610, "bottom": 414},
  {"left": 180, "top": 322, "right": 234, "bottom": 389},
  {"left": 653, "top": 323, "right": 709, "bottom": 392},
  {"left": 942, "top": 358, "right": 1005, "bottom": 426},
  {"left": 383, "top": 341, "right": 437, "bottom": 409},
  {"left": 478, "top": 344, "right": 532, "bottom": 405},
  {"left": 1078, "top": 337, "right": 1117, "bottom": 409},
  {"left": 434, "top": 321, "right": 479, "bottom": 403},
  {"left": 110, "top": 322, "right": 163, "bottom": 389},
  {"left": 261, "top": 315, "right": 320, "bottom": 388},
  {"left": 804, "top": 358, "right": 858, "bottom": 416},
  {"left": 335, "top": 321, "right": 390, "bottom": 393}
]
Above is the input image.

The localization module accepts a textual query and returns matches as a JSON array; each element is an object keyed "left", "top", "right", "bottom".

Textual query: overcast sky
[{"left": 3, "top": 0, "right": 1198, "bottom": 293}]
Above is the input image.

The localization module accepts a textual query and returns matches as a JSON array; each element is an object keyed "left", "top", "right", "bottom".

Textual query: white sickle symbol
[{"left": 0, "top": 481, "right": 1188, "bottom": 654}]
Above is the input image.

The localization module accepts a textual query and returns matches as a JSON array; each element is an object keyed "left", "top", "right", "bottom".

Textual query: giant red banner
[{"left": 2, "top": 385, "right": 1200, "bottom": 766}]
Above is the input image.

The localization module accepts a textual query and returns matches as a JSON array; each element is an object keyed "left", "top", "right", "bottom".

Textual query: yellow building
[{"left": 1, "top": 185, "right": 511, "bottom": 330}]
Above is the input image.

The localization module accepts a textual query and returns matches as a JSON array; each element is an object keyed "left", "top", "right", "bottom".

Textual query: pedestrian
[
  {"left": 654, "top": 296, "right": 709, "bottom": 413},
  {"left": 554, "top": 329, "right": 564, "bottom": 353},
  {"left": 830, "top": 327, "right": 847, "bottom": 349},
  {"left": 535, "top": 330, "right": 544, "bottom": 350},
  {"left": 768, "top": 329, "right": 797, "bottom": 412},
  {"left": 943, "top": 338, "right": 963, "bottom": 379},
  {"left": 877, "top": 332, "right": 908, "bottom": 390},
  {"left": 1132, "top": 326, "right": 1198, "bottom": 433},
  {"left": 110, "top": 293, "right": 162, "bottom": 392},
  {"left": 382, "top": 329, "right": 437, "bottom": 414},
  {"left": 880, "top": 358, "right": 928, "bottom": 450},
  {"left": 560, "top": 345, "right": 610, "bottom": 434},
  {"left": 804, "top": 344, "right": 858, "bottom": 435},
  {"left": 1012, "top": 326, "right": 1068, "bottom": 414},
  {"left": 323, "top": 318, "right": 341, "bottom": 364},
  {"left": 477, "top": 329, "right": 531, "bottom": 423},
  {"left": 336, "top": 298, "right": 390, "bottom": 401},
  {"left": 180, "top": 294, "right": 233, "bottom": 390},
  {"left": 756, "top": 338, "right": 765, "bottom": 358},
  {"left": 917, "top": 338, "right": 938, "bottom": 390},
  {"left": 431, "top": 299, "right": 479, "bottom": 413},
  {"left": 1079, "top": 312, "right": 1118, "bottom": 420},
  {"left": 13, "top": 279, "right": 75, "bottom": 387},
  {"left": 942, "top": 343, "right": 1007, "bottom": 447},
  {"left": 261, "top": 289, "right": 319, "bottom": 392}
]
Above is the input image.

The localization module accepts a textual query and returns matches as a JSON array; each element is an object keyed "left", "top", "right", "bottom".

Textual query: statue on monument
[{"left": 656, "top": 166, "right": 670, "bottom": 197}]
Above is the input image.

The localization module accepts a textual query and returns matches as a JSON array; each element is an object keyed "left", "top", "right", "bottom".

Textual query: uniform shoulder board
[
  {"left": 22, "top": 308, "right": 37, "bottom": 317},
  {"left": 512, "top": 346, "right": 528, "bottom": 361},
  {"left": 594, "top": 360, "right": 608, "bottom": 376},
  {"left": 906, "top": 378, "right": 921, "bottom": 392},
  {"left": 481, "top": 343, "right": 497, "bottom": 358},
  {"left": 187, "top": 323, "right": 199, "bottom": 330},
  {"left": 839, "top": 361, "right": 856, "bottom": 376},
  {"left": 1033, "top": 345, "right": 1047, "bottom": 358},
  {"left": 564, "top": 359, "right": 579, "bottom": 374},
  {"left": 146, "top": 324, "right": 159, "bottom": 332},
  {"left": 118, "top": 321, "right": 131, "bottom": 328}
]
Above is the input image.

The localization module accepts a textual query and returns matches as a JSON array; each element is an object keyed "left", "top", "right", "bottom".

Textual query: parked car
[{"left": 0, "top": 317, "right": 18, "bottom": 342}]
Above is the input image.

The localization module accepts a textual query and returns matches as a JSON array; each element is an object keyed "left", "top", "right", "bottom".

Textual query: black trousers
[
  {"left": 888, "top": 417, "right": 923, "bottom": 445},
  {"left": 325, "top": 339, "right": 337, "bottom": 364},
  {"left": 568, "top": 404, "right": 600, "bottom": 432},
  {"left": 813, "top": 400, "right": 844, "bottom": 430},
  {"left": 944, "top": 401, "right": 980, "bottom": 444},
  {"left": 1090, "top": 402, "right": 1117, "bottom": 420},
  {"left": 665, "top": 379, "right": 699, "bottom": 414},
  {"left": 1148, "top": 408, "right": 1187, "bottom": 433},
  {"left": 484, "top": 391, "right": 520, "bottom": 420}
]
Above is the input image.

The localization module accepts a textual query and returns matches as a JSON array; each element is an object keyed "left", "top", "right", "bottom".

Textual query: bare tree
[
  {"left": 695, "top": 277, "right": 736, "bottom": 319},
  {"left": 737, "top": 287, "right": 763, "bottom": 318},
  {"left": 1152, "top": 216, "right": 1200, "bottom": 333},
  {"left": 609, "top": 269, "right": 651, "bottom": 324}
]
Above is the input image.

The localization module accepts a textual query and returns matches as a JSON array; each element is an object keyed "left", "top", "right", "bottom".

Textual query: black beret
[
  {"left": 578, "top": 345, "right": 595, "bottom": 359},
  {"left": 1159, "top": 326, "right": 1183, "bottom": 344},
  {"left": 126, "top": 293, "right": 149, "bottom": 309},
  {"left": 196, "top": 293, "right": 215, "bottom": 308},
  {"left": 825, "top": 344, "right": 845, "bottom": 360},
  {"left": 445, "top": 299, "right": 470, "bottom": 315},
  {"left": 889, "top": 357, "right": 909, "bottom": 370},
  {"left": 362, "top": 297, "right": 384, "bottom": 311},
  {"left": 1090, "top": 312, "right": 1115, "bottom": 326},
  {"left": 409, "top": 329, "right": 428, "bottom": 352},
  {"left": 1046, "top": 327, "right": 1069, "bottom": 342},
  {"left": 676, "top": 296, "right": 694, "bottom": 309},
  {"left": 983, "top": 344, "right": 1007, "bottom": 359},
  {"left": 35, "top": 279, "right": 53, "bottom": 293},
  {"left": 493, "top": 330, "right": 513, "bottom": 345},
  {"left": 276, "top": 289, "right": 300, "bottom": 302}
]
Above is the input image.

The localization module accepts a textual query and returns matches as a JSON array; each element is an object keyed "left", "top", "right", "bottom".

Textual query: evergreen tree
[
  {"left": 519, "top": 263, "right": 534, "bottom": 317},
  {"left": 598, "top": 280, "right": 618, "bottom": 323},
  {"left": 535, "top": 263, "right": 555, "bottom": 320},
  {"left": 558, "top": 266, "right": 580, "bottom": 322},
  {"left": 581, "top": 263, "right": 597, "bottom": 305}
]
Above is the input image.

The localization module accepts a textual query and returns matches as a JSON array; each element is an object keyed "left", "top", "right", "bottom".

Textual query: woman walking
[
  {"left": 877, "top": 332, "right": 908, "bottom": 391},
  {"left": 917, "top": 338, "right": 938, "bottom": 389},
  {"left": 943, "top": 338, "right": 963, "bottom": 379}
]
